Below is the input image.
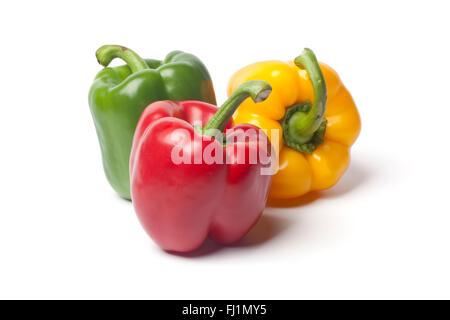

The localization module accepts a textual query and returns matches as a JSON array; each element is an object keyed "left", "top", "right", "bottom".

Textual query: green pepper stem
[
  {"left": 283, "top": 48, "right": 327, "bottom": 147},
  {"left": 95, "top": 45, "right": 149, "bottom": 73},
  {"left": 203, "top": 80, "right": 272, "bottom": 133}
]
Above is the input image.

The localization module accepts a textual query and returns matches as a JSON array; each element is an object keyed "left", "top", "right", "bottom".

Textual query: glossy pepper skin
[
  {"left": 228, "top": 49, "right": 361, "bottom": 200},
  {"left": 130, "top": 81, "right": 273, "bottom": 252},
  {"left": 89, "top": 45, "right": 216, "bottom": 199}
]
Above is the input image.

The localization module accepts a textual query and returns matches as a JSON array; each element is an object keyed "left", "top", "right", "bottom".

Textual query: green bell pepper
[{"left": 89, "top": 45, "right": 216, "bottom": 199}]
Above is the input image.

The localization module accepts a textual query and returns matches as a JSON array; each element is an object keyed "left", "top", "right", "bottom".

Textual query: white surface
[{"left": 0, "top": 0, "right": 449, "bottom": 299}]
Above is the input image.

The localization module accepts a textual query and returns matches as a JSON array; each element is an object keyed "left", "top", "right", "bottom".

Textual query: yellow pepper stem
[{"left": 281, "top": 48, "right": 327, "bottom": 154}]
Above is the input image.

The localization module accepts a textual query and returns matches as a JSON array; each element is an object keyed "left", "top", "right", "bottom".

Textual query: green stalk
[
  {"left": 281, "top": 48, "right": 327, "bottom": 153},
  {"left": 204, "top": 80, "right": 272, "bottom": 134},
  {"left": 95, "top": 45, "right": 149, "bottom": 73}
]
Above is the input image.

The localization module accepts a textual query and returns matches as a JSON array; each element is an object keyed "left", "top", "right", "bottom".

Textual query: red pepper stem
[
  {"left": 204, "top": 80, "right": 272, "bottom": 133},
  {"left": 95, "top": 45, "right": 149, "bottom": 73}
]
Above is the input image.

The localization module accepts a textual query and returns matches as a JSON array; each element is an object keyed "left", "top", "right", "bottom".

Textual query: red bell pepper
[{"left": 130, "top": 80, "right": 274, "bottom": 252}]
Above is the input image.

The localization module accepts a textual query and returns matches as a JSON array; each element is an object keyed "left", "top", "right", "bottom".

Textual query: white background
[{"left": 0, "top": 0, "right": 449, "bottom": 299}]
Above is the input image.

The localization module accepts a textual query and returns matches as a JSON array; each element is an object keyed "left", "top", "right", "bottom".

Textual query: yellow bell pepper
[{"left": 228, "top": 49, "right": 361, "bottom": 200}]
